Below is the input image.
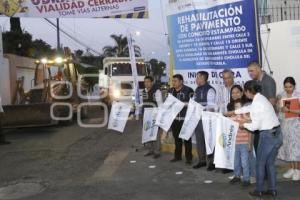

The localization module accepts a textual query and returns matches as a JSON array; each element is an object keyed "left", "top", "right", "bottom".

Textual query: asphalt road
[{"left": 0, "top": 117, "right": 299, "bottom": 200}]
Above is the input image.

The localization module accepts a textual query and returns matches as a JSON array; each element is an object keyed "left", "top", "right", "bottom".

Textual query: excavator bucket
[{"left": 2, "top": 103, "right": 58, "bottom": 128}]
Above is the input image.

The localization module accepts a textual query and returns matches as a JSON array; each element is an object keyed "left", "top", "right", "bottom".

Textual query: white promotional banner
[
  {"left": 142, "top": 108, "right": 159, "bottom": 144},
  {"left": 0, "top": 0, "right": 148, "bottom": 18},
  {"left": 179, "top": 98, "right": 203, "bottom": 141},
  {"left": 107, "top": 101, "right": 131, "bottom": 133},
  {"left": 155, "top": 94, "right": 185, "bottom": 132},
  {"left": 127, "top": 31, "right": 140, "bottom": 116},
  {"left": 202, "top": 111, "right": 221, "bottom": 155},
  {"left": 214, "top": 116, "right": 239, "bottom": 170}
]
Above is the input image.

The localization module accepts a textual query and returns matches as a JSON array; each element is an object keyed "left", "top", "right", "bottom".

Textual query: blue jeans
[
  {"left": 234, "top": 144, "right": 250, "bottom": 181},
  {"left": 255, "top": 127, "right": 283, "bottom": 192},
  {"left": 249, "top": 149, "right": 256, "bottom": 177}
]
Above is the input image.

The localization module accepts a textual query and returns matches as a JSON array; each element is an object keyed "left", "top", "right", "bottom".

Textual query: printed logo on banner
[
  {"left": 108, "top": 101, "right": 131, "bottom": 133},
  {"left": 214, "top": 116, "right": 238, "bottom": 169},
  {"left": 218, "top": 124, "right": 236, "bottom": 160},
  {"left": 143, "top": 116, "right": 156, "bottom": 137},
  {"left": 142, "top": 108, "right": 159, "bottom": 144}
]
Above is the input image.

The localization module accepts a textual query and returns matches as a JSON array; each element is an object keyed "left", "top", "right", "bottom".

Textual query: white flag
[
  {"left": 127, "top": 31, "right": 140, "bottom": 116},
  {"left": 155, "top": 94, "right": 185, "bottom": 132},
  {"left": 179, "top": 99, "right": 203, "bottom": 140},
  {"left": 214, "top": 116, "right": 239, "bottom": 170},
  {"left": 202, "top": 111, "right": 221, "bottom": 155},
  {"left": 108, "top": 101, "right": 131, "bottom": 133},
  {"left": 142, "top": 108, "right": 159, "bottom": 144}
]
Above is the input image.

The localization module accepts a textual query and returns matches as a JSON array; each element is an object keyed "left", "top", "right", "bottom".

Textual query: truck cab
[{"left": 99, "top": 57, "right": 147, "bottom": 107}]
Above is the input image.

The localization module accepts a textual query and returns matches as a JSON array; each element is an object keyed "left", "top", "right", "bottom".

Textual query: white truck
[{"left": 99, "top": 57, "right": 147, "bottom": 107}]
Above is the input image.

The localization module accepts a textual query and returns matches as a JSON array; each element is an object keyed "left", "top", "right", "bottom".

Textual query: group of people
[
  {"left": 142, "top": 61, "right": 300, "bottom": 197},
  {"left": 1, "top": 60, "right": 299, "bottom": 197}
]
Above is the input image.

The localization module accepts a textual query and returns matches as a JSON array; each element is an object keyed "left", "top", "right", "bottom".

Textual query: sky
[{"left": 0, "top": 1, "right": 170, "bottom": 64}]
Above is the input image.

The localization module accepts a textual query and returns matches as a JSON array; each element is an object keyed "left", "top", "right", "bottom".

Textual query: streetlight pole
[{"left": 56, "top": 18, "right": 61, "bottom": 51}]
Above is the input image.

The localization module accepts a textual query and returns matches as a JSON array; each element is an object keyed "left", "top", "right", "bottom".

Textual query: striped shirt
[
  {"left": 236, "top": 128, "right": 251, "bottom": 144},
  {"left": 231, "top": 116, "right": 251, "bottom": 144}
]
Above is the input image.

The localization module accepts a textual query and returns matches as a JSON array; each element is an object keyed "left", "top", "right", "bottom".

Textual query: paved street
[{"left": 0, "top": 118, "right": 300, "bottom": 200}]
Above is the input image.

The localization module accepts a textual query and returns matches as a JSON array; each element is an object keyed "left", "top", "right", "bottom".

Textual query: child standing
[{"left": 229, "top": 99, "right": 253, "bottom": 187}]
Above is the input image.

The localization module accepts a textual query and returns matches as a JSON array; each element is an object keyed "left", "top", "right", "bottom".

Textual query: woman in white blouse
[
  {"left": 226, "top": 80, "right": 282, "bottom": 197},
  {"left": 277, "top": 77, "right": 300, "bottom": 181}
]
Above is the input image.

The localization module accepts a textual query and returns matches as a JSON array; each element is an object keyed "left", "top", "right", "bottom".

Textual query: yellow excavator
[{"left": 2, "top": 48, "right": 88, "bottom": 128}]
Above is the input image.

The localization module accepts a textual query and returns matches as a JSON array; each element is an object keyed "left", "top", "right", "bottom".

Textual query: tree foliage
[
  {"left": 102, "top": 34, "right": 142, "bottom": 57},
  {"left": 2, "top": 18, "right": 55, "bottom": 58},
  {"left": 149, "top": 58, "right": 166, "bottom": 83}
]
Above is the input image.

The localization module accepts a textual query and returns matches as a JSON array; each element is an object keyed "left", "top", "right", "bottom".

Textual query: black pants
[
  {"left": 254, "top": 131, "right": 260, "bottom": 154},
  {"left": 195, "top": 120, "right": 206, "bottom": 162},
  {"left": 0, "top": 120, "right": 5, "bottom": 142},
  {"left": 195, "top": 120, "right": 214, "bottom": 166},
  {"left": 171, "top": 120, "right": 192, "bottom": 161}
]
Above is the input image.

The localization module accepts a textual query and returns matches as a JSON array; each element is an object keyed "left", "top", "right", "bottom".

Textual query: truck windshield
[{"left": 111, "top": 63, "right": 146, "bottom": 76}]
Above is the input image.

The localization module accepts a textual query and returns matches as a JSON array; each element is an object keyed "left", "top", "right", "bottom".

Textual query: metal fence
[{"left": 259, "top": 6, "right": 300, "bottom": 24}]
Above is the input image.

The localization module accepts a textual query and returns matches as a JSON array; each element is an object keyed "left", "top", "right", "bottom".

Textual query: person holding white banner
[
  {"left": 142, "top": 76, "right": 163, "bottom": 159},
  {"left": 226, "top": 80, "right": 283, "bottom": 198},
  {"left": 229, "top": 99, "right": 253, "bottom": 187},
  {"left": 169, "top": 74, "right": 194, "bottom": 164},
  {"left": 217, "top": 69, "right": 235, "bottom": 113},
  {"left": 193, "top": 71, "right": 217, "bottom": 170},
  {"left": 227, "top": 85, "right": 256, "bottom": 182}
]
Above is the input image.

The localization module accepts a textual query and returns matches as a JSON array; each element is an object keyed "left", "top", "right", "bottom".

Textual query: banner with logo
[
  {"left": 179, "top": 98, "right": 203, "bottom": 140},
  {"left": 202, "top": 111, "right": 221, "bottom": 155},
  {"left": 108, "top": 101, "right": 131, "bottom": 133},
  {"left": 214, "top": 116, "right": 239, "bottom": 170},
  {"left": 167, "top": 0, "right": 261, "bottom": 88},
  {"left": 155, "top": 94, "right": 185, "bottom": 132},
  {"left": 0, "top": 0, "right": 148, "bottom": 18},
  {"left": 142, "top": 108, "right": 159, "bottom": 144}
]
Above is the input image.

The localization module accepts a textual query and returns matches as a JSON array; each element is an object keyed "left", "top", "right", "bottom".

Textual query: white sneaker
[
  {"left": 283, "top": 168, "right": 294, "bottom": 179},
  {"left": 292, "top": 170, "right": 300, "bottom": 181},
  {"left": 250, "top": 176, "right": 256, "bottom": 184}
]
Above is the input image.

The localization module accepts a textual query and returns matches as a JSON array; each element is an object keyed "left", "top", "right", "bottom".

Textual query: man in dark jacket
[
  {"left": 169, "top": 74, "right": 194, "bottom": 165},
  {"left": 142, "top": 76, "right": 163, "bottom": 158}
]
